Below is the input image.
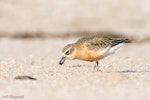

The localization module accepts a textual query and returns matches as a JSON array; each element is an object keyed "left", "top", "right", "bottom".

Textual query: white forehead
[
  {"left": 66, "top": 38, "right": 77, "bottom": 43},
  {"left": 64, "top": 47, "right": 72, "bottom": 53}
]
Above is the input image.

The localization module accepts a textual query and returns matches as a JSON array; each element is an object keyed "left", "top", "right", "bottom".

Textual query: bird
[{"left": 59, "top": 35, "right": 131, "bottom": 71}]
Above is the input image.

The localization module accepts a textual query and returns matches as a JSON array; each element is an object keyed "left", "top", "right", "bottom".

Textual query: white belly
[
  {"left": 106, "top": 43, "right": 124, "bottom": 56},
  {"left": 99, "top": 43, "right": 124, "bottom": 57}
]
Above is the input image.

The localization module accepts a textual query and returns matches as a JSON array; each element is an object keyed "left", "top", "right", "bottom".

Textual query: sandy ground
[
  {"left": 0, "top": 38, "right": 149, "bottom": 100},
  {"left": 0, "top": 0, "right": 150, "bottom": 100}
]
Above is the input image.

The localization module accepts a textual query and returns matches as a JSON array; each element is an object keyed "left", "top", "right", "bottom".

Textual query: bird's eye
[{"left": 65, "top": 50, "right": 70, "bottom": 55}]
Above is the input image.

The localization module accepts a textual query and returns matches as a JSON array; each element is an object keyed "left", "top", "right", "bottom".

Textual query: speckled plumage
[
  {"left": 76, "top": 36, "right": 130, "bottom": 48},
  {"left": 59, "top": 36, "right": 131, "bottom": 71}
]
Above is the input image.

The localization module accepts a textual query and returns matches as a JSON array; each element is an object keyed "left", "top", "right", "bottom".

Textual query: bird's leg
[{"left": 93, "top": 61, "right": 100, "bottom": 71}]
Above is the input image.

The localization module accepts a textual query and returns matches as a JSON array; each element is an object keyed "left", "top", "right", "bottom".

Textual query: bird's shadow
[
  {"left": 105, "top": 70, "right": 150, "bottom": 73},
  {"left": 68, "top": 65, "right": 150, "bottom": 73}
]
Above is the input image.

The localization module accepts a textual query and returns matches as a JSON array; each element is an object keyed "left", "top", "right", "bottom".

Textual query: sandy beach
[
  {"left": 0, "top": 0, "right": 150, "bottom": 99},
  {"left": 0, "top": 38, "right": 149, "bottom": 100}
]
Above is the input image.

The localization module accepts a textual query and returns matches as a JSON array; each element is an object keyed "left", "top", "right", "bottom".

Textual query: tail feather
[
  {"left": 112, "top": 39, "right": 131, "bottom": 46},
  {"left": 122, "top": 39, "right": 131, "bottom": 43},
  {"left": 115, "top": 39, "right": 131, "bottom": 43}
]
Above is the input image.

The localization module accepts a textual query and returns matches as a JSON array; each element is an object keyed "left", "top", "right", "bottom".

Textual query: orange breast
[{"left": 75, "top": 46, "right": 104, "bottom": 62}]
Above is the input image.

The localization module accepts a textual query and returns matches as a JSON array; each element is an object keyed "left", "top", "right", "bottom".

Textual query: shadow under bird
[{"left": 59, "top": 36, "right": 131, "bottom": 71}]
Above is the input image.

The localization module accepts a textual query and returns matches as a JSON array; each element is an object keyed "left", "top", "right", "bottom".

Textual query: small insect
[{"left": 59, "top": 36, "right": 131, "bottom": 71}]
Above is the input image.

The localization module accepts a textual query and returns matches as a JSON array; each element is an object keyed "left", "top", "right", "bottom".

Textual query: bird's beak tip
[
  {"left": 59, "top": 62, "right": 63, "bottom": 65},
  {"left": 59, "top": 57, "right": 66, "bottom": 65}
]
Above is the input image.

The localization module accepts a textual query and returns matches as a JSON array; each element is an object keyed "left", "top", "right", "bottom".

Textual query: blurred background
[
  {"left": 0, "top": 0, "right": 150, "bottom": 40},
  {"left": 0, "top": 1, "right": 150, "bottom": 100}
]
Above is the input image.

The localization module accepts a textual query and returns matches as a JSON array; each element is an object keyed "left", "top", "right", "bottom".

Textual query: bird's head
[{"left": 59, "top": 44, "right": 76, "bottom": 65}]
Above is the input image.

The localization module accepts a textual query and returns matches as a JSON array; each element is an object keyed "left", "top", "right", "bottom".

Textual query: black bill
[{"left": 59, "top": 57, "right": 66, "bottom": 65}]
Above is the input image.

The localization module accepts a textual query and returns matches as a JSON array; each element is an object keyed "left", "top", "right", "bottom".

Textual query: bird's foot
[
  {"left": 93, "top": 67, "right": 101, "bottom": 72},
  {"left": 97, "top": 67, "right": 101, "bottom": 71},
  {"left": 93, "top": 61, "right": 101, "bottom": 72}
]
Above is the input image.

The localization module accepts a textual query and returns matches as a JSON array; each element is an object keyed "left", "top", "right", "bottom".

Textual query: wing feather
[{"left": 76, "top": 36, "right": 129, "bottom": 50}]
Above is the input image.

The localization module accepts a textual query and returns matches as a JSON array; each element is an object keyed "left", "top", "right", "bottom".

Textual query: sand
[
  {"left": 0, "top": 38, "right": 149, "bottom": 100},
  {"left": 0, "top": 0, "right": 150, "bottom": 99}
]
